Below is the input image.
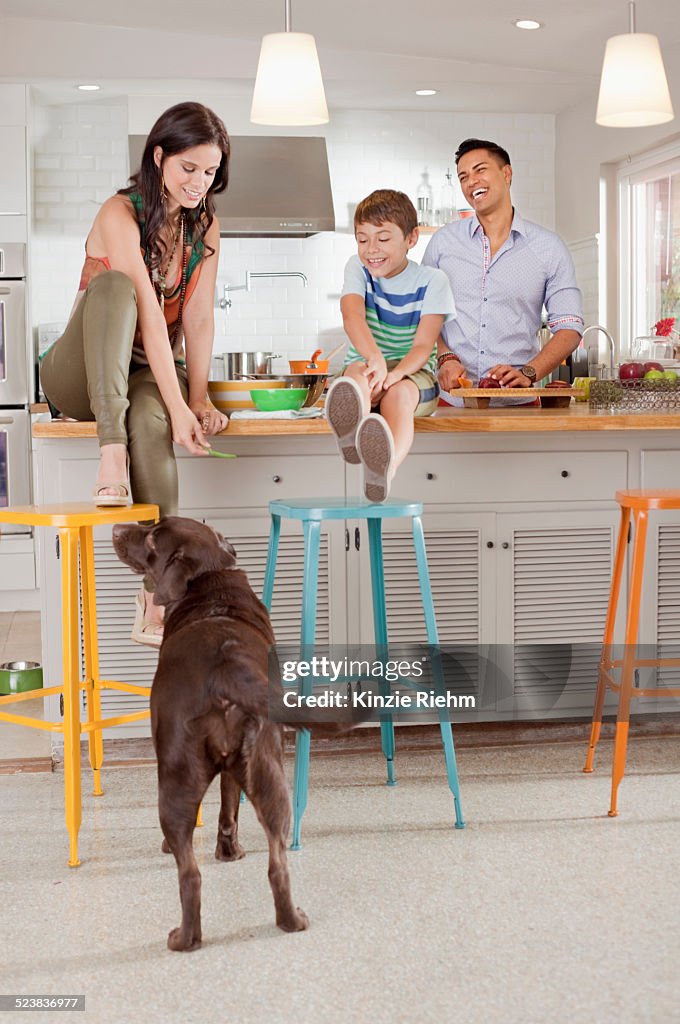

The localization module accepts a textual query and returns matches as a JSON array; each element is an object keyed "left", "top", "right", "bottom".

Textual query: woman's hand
[
  {"left": 170, "top": 403, "right": 210, "bottom": 456},
  {"left": 190, "top": 397, "right": 229, "bottom": 436}
]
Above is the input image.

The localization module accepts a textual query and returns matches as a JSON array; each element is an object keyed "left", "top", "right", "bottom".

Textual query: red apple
[
  {"left": 643, "top": 361, "right": 664, "bottom": 373},
  {"left": 619, "top": 362, "right": 645, "bottom": 381},
  {"left": 478, "top": 376, "right": 502, "bottom": 389}
]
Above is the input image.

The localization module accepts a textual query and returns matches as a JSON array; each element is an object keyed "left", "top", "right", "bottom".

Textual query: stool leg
[
  {"left": 413, "top": 516, "right": 464, "bottom": 828},
  {"left": 585, "top": 506, "right": 630, "bottom": 773},
  {"left": 367, "top": 518, "right": 396, "bottom": 786},
  {"left": 79, "top": 526, "right": 104, "bottom": 797},
  {"left": 60, "top": 527, "right": 83, "bottom": 867},
  {"left": 262, "top": 514, "right": 281, "bottom": 610},
  {"left": 610, "top": 509, "right": 647, "bottom": 817},
  {"left": 291, "top": 519, "right": 321, "bottom": 851}
]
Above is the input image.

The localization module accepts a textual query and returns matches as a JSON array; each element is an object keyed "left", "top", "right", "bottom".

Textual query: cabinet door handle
[
  {"left": 560, "top": 470, "right": 569, "bottom": 478},
  {"left": 486, "top": 541, "right": 494, "bottom": 549},
  {"left": 355, "top": 527, "right": 361, "bottom": 551},
  {"left": 345, "top": 527, "right": 350, "bottom": 552},
  {"left": 272, "top": 474, "right": 282, "bottom": 483},
  {"left": 502, "top": 541, "right": 510, "bottom": 549},
  {"left": 426, "top": 472, "right": 436, "bottom": 481}
]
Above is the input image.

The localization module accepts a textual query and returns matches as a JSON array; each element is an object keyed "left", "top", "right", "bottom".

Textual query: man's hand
[
  {"left": 437, "top": 358, "right": 465, "bottom": 392},
  {"left": 485, "top": 364, "right": 533, "bottom": 388}
]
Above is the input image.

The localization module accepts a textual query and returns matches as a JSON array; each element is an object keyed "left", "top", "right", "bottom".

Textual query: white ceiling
[{"left": 3, "top": 0, "right": 680, "bottom": 114}]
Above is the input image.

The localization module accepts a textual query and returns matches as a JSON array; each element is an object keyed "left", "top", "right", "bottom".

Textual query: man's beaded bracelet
[{"left": 436, "top": 352, "right": 460, "bottom": 369}]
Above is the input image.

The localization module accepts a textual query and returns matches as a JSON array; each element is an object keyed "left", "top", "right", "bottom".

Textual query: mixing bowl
[{"left": 250, "top": 388, "right": 308, "bottom": 412}]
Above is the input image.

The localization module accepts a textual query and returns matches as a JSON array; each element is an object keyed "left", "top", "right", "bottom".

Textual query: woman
[{"left": 40, "top": 102, "right": 230, "bottom": 646}]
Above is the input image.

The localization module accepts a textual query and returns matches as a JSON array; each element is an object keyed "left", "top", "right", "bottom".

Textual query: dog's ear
[
  {"left": 211, "top": 528, "right": 237, "bottom": 565},
  {"left": 153, "top": 548, "right": 197, "bottom": 606}
]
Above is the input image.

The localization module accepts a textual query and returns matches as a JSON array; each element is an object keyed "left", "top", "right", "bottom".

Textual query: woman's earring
[
  {"left": 160, "top": 173, "right": 167, "bottom": 204},
  {"left": 201, "top": 195, "right": 207, "bottom": 215}
]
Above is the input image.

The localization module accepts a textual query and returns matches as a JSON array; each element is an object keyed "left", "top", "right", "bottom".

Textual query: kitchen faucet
[
  {"left": 218, "top": 271, "right": 308, "bottom": 310},
  {"left": 581, "top": 325, "right": 617, "bottom": 372}
]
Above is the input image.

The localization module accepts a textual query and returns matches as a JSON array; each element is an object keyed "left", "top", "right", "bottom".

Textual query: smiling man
[{"left": 423, "top": 138, "right": 584, "bottom": 392}]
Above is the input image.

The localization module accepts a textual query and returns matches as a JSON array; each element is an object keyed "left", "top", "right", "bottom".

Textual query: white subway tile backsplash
[{"left": 29, "top": 99, "right": 556, "bottom": 354}]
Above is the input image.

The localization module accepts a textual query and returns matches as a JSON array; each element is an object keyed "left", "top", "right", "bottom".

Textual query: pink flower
[{"left": 654, "top": 317, "right": 676, "bottom": 337}]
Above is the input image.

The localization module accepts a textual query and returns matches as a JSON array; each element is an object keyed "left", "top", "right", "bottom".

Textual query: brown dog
[{"left": 112, "top": 516, "right": 309, "bottom": 952}]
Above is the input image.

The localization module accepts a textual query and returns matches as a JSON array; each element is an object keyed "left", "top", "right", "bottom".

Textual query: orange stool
[
  {"left": 0, "top": 503, "right": 158, "bottom": 866},
  {"left": 584, "top": 489, "right": 680, "bottom": 815}
]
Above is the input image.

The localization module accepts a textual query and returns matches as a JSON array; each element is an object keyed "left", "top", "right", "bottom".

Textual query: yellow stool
[{"left": 0, "top": 502, "right": 158, "bottom": 866}]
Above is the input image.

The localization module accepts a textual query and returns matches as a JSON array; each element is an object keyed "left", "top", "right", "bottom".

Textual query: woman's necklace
[{"left": 152, "top": 214, "right": 183, "bottom": 312}]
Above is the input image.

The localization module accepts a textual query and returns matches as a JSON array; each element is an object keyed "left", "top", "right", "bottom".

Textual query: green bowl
[
  {"left": 250, "top": 387, "right": 308, "bottom": 412},
  {"left": 0, "top": 660, "right": 43, "bottom": 695}
]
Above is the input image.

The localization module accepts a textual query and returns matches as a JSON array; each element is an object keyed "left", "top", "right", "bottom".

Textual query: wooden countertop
[{"left": 31, "top": 403, "right": 680, "bottom": 437}]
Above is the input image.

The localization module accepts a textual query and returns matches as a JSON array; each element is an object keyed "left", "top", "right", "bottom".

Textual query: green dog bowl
[
  {"left": 250, "top": 387, "right": 308, "bottom": 412},
  {"left": 0, "top": 660, "right": 43, "bottom": 695}
]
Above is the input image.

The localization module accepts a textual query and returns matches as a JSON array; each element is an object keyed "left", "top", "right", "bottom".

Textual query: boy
[{"left": 326, "top": 189, "right": 456, "bottom": 501}]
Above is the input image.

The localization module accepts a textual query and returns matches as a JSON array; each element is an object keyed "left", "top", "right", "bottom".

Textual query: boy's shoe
[
  {"left": 356, "top": 414, "right": 395, "bottom": 503},
  {"left": 325, "top": 377, "right": 364, "bottom": 464}
]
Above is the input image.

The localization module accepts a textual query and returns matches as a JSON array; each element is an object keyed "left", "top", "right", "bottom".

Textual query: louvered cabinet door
[
  {"left": 495, "top": 510, "right": 620, "bottom": 717},
  {"left": 645, "top": 517, "right": 680, "bottom": 709},
  {"left": 350, "top": 512, "right": 497, "bottom": 718},
  {"left": 208, "top": 515, "right": 347, "bottom": 647}
]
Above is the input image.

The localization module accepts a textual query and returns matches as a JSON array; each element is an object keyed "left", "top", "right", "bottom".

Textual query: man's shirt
[{"left": 422, "top": 210, "right": 584, "bottom": 381}]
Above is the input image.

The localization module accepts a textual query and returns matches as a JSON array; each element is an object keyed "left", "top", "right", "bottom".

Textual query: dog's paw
[
  {"left": 277, "top": 907, "right": 310, "bottom": 933},
  {"left": 161, "top": 838, "right": 172, "bottom": 855},
  {"left": 215, "top": 839, "right": 246, "bottom": 862},
  {"left": 167, "top": 927, "right": 202, "bottom": 952}
]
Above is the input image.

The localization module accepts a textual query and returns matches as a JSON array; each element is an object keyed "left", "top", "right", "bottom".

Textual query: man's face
[{"left": 457, "top": 149, "right": 512, "bottom": 217}]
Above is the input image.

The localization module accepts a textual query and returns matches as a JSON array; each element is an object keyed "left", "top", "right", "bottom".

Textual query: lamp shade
[
  {"left": 596, "top": 31, "right": 674, "bottom": 127},
  {"left": 250, "top": 32, "right": 329, "bottom": 126}
]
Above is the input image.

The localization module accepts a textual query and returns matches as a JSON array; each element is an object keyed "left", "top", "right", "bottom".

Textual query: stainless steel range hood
[{"left": 128, "top": 135, "right": 335, "bottom": 237}]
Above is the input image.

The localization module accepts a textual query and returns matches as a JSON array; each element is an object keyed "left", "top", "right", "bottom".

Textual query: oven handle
[{"left": 0, "top": 417, "right": 14, "bottom": 424}]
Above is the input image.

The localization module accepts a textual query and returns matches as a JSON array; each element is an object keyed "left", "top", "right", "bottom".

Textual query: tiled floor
[
  {"left": 0, "top": 611, "right": 51, "bottom": 760},
  {"left": 1, "top": 738, "right": 679, "bottom": 1023}
]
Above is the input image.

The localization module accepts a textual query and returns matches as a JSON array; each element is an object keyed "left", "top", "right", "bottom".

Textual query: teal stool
[{"left": 262, "top": 497, "right": 465, "bottom": 849}]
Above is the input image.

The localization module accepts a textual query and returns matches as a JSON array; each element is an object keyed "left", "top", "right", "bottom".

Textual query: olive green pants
[{"left": 40, "top": 270, "right": 188, "bottom": 518}]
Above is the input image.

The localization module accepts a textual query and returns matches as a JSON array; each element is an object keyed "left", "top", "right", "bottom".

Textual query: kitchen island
[{"left": 31, "top": 405, "right": 680, "bottom": 736}]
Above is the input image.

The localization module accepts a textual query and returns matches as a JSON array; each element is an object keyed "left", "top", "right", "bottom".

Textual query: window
[{"left": 618, "top": 142, "right": 680, "bottom": 349}]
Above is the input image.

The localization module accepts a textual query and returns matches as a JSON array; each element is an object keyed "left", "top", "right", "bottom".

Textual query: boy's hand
[
  {"left": 362, "top": 353, "right": 388, "bottom": 398},
  {"left": 383, "top": 368, "right": 406, "bottom": 390}
]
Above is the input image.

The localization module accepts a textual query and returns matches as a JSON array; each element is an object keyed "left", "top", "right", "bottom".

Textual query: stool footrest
[{"left": 81, "top": 710, "right": 151, "bottom": 732}]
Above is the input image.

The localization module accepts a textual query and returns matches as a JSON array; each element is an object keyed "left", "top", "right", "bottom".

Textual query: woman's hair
[
  {"left": 120, "top": 101, "right": 230, "bottom": 270},
  {"left": 354, "top": 190, "right": 417, "bottom": 237}
]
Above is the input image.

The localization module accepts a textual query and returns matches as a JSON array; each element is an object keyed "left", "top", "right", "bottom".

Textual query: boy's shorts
[{"left": 338, "top": 358, "right": 439, "bottom": 417}]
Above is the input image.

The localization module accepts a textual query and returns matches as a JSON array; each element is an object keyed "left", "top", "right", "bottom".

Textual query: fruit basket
[{"left": 589, "top": 377, "right": 680, "bottom": 412}]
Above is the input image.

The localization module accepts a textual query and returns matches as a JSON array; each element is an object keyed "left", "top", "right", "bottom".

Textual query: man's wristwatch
[{"left": 520, "top": 364, "right": 537, "bottom": 383}]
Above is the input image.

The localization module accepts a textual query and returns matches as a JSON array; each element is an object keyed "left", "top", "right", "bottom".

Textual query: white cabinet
[{"left": 0, "top": 86, "right": 28, "bottom": 241}]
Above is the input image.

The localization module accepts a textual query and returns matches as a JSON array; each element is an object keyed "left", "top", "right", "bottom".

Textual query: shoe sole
[
  {"left": 357, "top": 414, "right": 395, "bottom": 503},
  {"left": 326, "top": 378, "right": 363, "bottom": 464}
]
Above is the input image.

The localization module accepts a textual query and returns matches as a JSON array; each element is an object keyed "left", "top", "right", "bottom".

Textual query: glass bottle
[
  {"left": 438, "top": 168, "right": 457, "bottom": 225},
  {"left": 416, "top": 171, "right": 433, "bottom": 227}
]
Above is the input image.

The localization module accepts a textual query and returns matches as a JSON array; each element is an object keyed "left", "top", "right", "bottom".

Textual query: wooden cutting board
[{"left": 453, "top": 387, "right": 578, "bottom": 396}]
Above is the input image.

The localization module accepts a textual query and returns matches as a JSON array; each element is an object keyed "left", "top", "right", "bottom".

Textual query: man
[{"left": 423, "top": 138, "right": 584, "bottom": 391}]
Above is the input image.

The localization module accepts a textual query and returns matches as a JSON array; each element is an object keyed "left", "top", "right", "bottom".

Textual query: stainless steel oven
[
  {"left": 0, "top": 244, "right": 29, "bottom": 407},
  {"left": 0, "top": 243, "right": 31, "bottom": 535}
]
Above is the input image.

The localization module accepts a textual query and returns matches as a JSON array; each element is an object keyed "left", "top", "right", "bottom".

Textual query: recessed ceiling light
[
  {"left": 76, "top": 84, "right": 101, "bottom": 91},
  {"left": 415, "top": 89, "right": 438, "bottom": 96},
  {"left": 514, "top": 19, "right": 542, "bottom": 30}
]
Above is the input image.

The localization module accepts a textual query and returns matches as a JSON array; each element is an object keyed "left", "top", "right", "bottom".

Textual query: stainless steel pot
[{"left": 221, "top": 352, "right": 281, "bottom": 378}]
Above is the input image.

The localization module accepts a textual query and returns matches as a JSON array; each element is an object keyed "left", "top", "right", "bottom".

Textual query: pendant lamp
[
  {"left": 596, "top": 1, "right": 674, "bottom": 127},
  {"left": 250, "top": 0, "right": 329, "bottom": 126}
]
